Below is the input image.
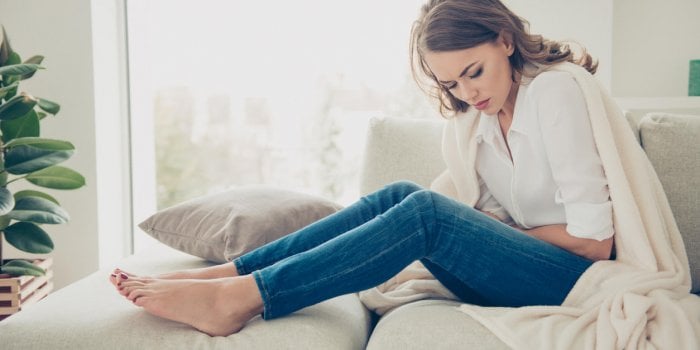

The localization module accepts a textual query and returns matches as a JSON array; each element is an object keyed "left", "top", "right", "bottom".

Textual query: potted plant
[{"left": 0, "top": 25, "right": 85, "bottom": 284}]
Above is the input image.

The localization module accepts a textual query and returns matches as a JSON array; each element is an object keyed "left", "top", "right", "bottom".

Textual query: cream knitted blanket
[{"left": 358, "top": 62, "right": 700, "bottom": 349}]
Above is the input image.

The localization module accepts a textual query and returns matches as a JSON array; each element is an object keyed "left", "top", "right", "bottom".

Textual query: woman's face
[{"left": 423, "top": 35, "right": 516, "bottom": 116}]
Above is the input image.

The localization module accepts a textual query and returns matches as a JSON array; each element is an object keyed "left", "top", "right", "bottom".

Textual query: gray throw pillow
[{"left": 138, "top": 185, "right": 343, "bottom": 263}]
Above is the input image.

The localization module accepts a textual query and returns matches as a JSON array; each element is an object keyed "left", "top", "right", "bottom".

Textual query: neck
[{"left": 498, "top": 72, "right": 521, "bottom": 121}]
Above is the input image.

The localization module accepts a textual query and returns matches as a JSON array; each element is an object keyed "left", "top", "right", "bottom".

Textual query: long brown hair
[{"left": 410, "top": 0, "right": 598, "bottom": 116}]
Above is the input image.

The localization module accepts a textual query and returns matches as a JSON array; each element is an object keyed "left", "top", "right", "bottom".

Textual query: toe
[
  {"left": 109, "top": 274, "right": 118, "bottom": 286},
  {"left": 127, "top": 287, "right": 151, "bottom": 302},
  {"left": 120, "top": 281, "right": 144, "bottom": 292},
  {"left": 127, "top": 276, "right": 151, "bottom": 283},
  {"left": 134, "top": 296, "right": 149, "bottom": 307},
  {"left": 119, "top": 281, "right": 144, "bottom": 296}
]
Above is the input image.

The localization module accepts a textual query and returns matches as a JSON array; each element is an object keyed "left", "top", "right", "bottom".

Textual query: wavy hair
[{"left": 410, "top": 0, "right": 598, "bottom": 116}]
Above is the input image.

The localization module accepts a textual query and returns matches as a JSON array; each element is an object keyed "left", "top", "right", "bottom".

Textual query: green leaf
[
  {"left": 0, "top": 187, "right": 14, "bottom": 216},
  {"left": 0, "top": 260, "right": 46, "bottom": 277},
  {"left": 2, "top": 53, "right": 22, "bottom": 87},
  {"left": 19, "top": 55, "right": 45, "bottom": 80},
  {"left": 5, "top": 51, "right": 20, "bottom": 66},
  {"left": 0, "top": 63, "right": 43, "bottom": 77},
  {"left": 5, "top": 145, "right": 74, "bottom": 175},
  {"left": 0, "top": 215, "right": 10, "bottom": 230},
  {"left": 6, "top": 196, "right": 69, "bottom": 224},
  {"left": 23, "top": 55, "right": 44, "bottom": 65},
  {"left": 14, "top": 189, "right": 59, "bottom": 205},
  {"left": 0, "top": 93, "right": 37, "bottom": 121},
  {"left": 3, "top": 221, "right": 54, "bottom": 254},
  {"left": 1, "top": 109, "right": 40, "bottom": 143},
  {"left": 26, "top": 166, "right": 86, "bottom": 190},
  {"left": 1, "top": 83, "right": 18, "bottom": 100},
  {"left": 0, "top": 26, "right": 12, "bottom": 66},
  {"left": 0, "top": 81, "right": 19, "bottom": 100},
  {"left": 36, "top": 98, "right": 60, "bottom": 115},
  {"left": 4, "top": 137, "right": 73, "bottom": 149}
]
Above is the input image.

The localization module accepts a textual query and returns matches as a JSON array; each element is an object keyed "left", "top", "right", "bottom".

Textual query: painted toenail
[{"left": 120, "top": 273, "right": 128, "bottom": 280}]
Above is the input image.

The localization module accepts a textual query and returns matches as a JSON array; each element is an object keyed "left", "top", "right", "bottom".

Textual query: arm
[
  {"left": 478, "top": 210, "right": 612, "bottom": 261},
  {"left": 535, "top": 72, "right": 615, "bottom": 242},
  {"left": 519, "top": 224, "right": 613, "bottom": 262}
]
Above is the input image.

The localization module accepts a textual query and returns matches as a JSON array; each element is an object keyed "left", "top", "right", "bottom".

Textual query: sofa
[{"left": 0, "top": 107, "right": 698, "bottom": 349}]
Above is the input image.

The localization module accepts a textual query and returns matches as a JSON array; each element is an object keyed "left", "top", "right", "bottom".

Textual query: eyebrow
[{"left": 438, "top": 62, "right": 478, "bottom": 84}]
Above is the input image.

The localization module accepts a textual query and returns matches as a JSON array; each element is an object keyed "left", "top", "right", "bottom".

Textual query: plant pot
[{"left": 0, "top": 257, "right": 54, "bottom": 321}]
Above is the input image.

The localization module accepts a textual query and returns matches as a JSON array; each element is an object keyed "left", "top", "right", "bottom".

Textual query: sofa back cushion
[
  {"left": 639, "top": 113, "right": 700, "bottom": 293},
  {"left": 624, "top": 108, "right": 700, "bottom": 143},
  {"left": 360, "top": 115, "right": 699, "bottom": 293},
  {"left": 359, "top": 117, "right": 445, "bottom": 195}
]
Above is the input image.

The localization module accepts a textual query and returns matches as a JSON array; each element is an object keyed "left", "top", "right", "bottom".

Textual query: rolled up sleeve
[{"left": 559, "top": 195, "right": 614, "bottom": 241}]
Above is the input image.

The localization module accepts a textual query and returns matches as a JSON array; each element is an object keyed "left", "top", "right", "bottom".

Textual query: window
[{"left": 126, "top": 0, "right": 438, "bottom": 250}]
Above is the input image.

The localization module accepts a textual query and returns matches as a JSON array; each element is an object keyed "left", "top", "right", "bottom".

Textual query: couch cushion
[
  {"left": 359, "top": 117, "right": 445, "bottom": 195},
  {"left": 639, "top": 113, "right": 700, "bottom": 293},
  {"left": 623, "top": 108, "right": 700, "bottom": 144},
  {"left": 0, "top": 243, "right": 372, "bottom": 349},
  {"left": 366, "top": 299, "right": 509, "bottom": 350},
  {"left": 624, "top": 108, "right": 700, "bottom": 131}
]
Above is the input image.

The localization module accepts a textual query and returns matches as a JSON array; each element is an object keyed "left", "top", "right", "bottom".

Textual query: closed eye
[{"left": 469, "top": 68, "right": 483, "bottom": 79}]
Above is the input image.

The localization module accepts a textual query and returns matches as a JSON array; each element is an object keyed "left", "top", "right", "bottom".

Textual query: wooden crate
[{"left": 0, "top": 258, "right": 54, "bottom": 321}]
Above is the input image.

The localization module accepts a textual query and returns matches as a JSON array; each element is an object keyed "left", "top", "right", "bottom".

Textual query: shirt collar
[
  {"left": 475, "top": 76, "right": 531, "bottom": 144},
  {"left": 475, "top": 112, "right": 500, "bottom": 144}
]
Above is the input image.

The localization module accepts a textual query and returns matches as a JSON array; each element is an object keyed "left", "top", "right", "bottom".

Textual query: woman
[{"left": 110, "top": 0, "right": 614, "bottom": 337}]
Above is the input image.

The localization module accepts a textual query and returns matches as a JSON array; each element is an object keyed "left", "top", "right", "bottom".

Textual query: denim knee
[
  {"left": 402, "top": 189, "right": 441, "bottom": 249},
  {"left": 385, "top": 180, "right": 423, "bottom": 197},
  {"left": 403, "top": 189, "right": 480, "bottom": 254}
]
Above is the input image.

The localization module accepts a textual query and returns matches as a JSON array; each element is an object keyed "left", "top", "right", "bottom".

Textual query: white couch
[{"left": 0, "top": 108, "right": 698, "bottom": 349}]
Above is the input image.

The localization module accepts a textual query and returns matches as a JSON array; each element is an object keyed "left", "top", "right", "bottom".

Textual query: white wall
[
  {"left": 504, "top": 0, "right": 614, "bottom": 92},
  {"left": 612, "top": 0, "right": 700, "bottom": 97},
  {"left": 0, "top": 0, "right": 131, "bottom": 290},
  {"left": 505, "top": 0, "right": 700, "bottom": 97}
]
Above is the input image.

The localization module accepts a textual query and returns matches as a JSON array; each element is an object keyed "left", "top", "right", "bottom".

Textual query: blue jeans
[{"left": 233, "top": 181, "right": 593, "bottom": 319}]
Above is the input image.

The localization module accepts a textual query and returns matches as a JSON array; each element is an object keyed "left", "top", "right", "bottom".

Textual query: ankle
[
  {"left": 239, "top": 275, "right": 264, "bottom": 317},
  {"left": 212, "top": 263, "right": 239, "bottom": 278}
]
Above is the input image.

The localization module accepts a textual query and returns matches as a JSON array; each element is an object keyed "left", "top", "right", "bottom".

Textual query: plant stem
[{"left": 5, "top": 175, "right": 27, "bottom": 185}]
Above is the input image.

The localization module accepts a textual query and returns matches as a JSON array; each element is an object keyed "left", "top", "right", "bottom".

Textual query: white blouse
[{"left": 474, "top": 70, "right": 614, "bottom": 241}]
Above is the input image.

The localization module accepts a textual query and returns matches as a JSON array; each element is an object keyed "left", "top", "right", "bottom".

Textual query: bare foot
[
  {"left": 109, "top": 269, "right": 146, "bottom": 289},
  {"left": 108, "top": 264, "right": 239, "bottom": 289},
  {"left": 119, "top": 276, "right": 264, "bottom": 336}
]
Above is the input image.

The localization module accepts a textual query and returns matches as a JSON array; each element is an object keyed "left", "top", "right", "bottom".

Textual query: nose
[{"left": 455, "top": 83, "right": 477, "bottom": 103}]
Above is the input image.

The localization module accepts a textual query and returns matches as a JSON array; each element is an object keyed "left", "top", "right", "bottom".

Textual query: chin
[{"left": 483, "top": 106, "right": 499, "bottom": 116}]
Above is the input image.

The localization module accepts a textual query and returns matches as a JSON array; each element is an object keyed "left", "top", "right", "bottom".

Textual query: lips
[{"left": 474, "top": 99, "right": 490, "bottom": 110}]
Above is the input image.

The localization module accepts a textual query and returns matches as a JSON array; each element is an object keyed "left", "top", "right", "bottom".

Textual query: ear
[{"left": 498, "top": 31, "right": 515, "bottom": 56}]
